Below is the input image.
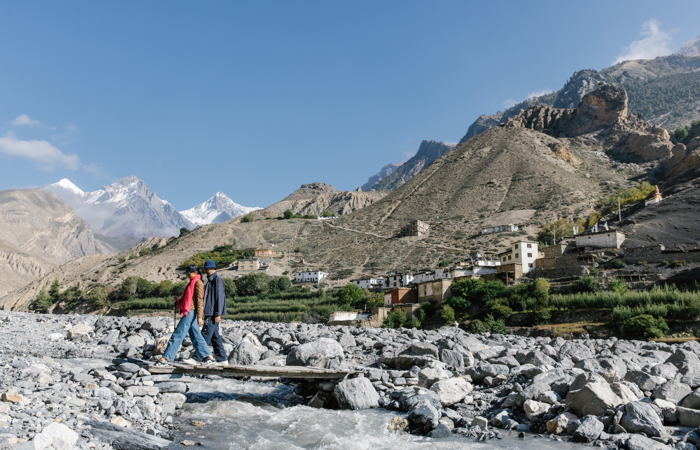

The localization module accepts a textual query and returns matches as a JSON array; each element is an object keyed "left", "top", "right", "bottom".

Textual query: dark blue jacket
[{"left": 203, "top": 272, "right": 227, "bottom": 317}]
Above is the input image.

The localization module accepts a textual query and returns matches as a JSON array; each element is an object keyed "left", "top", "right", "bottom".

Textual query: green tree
[
  {"left": 485, "top": 314, "right": 507, "bottom": 334},
  {"left": 32, "top": 289, "right": 52, "bottom": 312},
  {"left": 48, "top": 279, "right": 61, "bottom": 303},
  {"left": 625, "top": 314, "right": 669, "bottom": 339},
  {"left": 235, "top": 272, "right": 270, "bottom": 296},
  {"left": 382, "top": 310, "right": 407, "bottom": 329},
  {"left": 171, "top": 281, "right": 187, "bottom": 297},
  {"left": 675, "top": 127, "right": 689, "bottom": 141},
  {"left": 179, "top": 227, "right": 191, "bottom": 237},
  {"left": 240, "top": 213, "right": 254, "bottom": 223},
  {"left": 575, "top": 276, "right": 598, "bottom": 293},
  {"left": 441, "top": 304, "right": 455, "bottom": 324},
  {"left": 283, "top": 209, "right": 294, "bottom": 219},
  {"left": 222, "top": 277, "right": 237, "bottom": 298},
  {"left": 118, "top": 256, "right": 126, "bottom": 263},
  {"left": 269, "top": 276, "right": 292, "bottom": 293},
  {"left": 537, "top": 219, "right": 575, "bottom": 245},
  {"left": 120, "top": 276, "right": 138, "bottom": 300},
  {"left": 155, "top": 280, "right": 174, "bottom": 297},
  {"left": 365, "top": 293, "right": 385, "bottom": 310},
  {"left": 88, "top": 285, "right": 114, "bottom": 309},
  {"left": 322, "top": 210, "right": 335, "bottom": 217},
  {"left": 337, "top": 283, "right": 364, "bottom": 306},
  {"left": 136, "top": 278, "right": 153, "bottom": 298},
  {"left": 609, "top": 278, "right": 628, "bottom": 295}
]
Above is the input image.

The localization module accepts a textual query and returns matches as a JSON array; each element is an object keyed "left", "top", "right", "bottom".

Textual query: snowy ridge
[{"left": 181, "top": 192, "right": 260, "bottom": 227}]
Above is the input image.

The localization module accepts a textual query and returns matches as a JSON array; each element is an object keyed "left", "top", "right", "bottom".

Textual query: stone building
[
  {"left": 238, "top": 258, "right": 261, "bottom": 271},
  {"left": 574, "top": 230, "right": 625, "bottom": 249},
  {"left": 400, "top": 220, "right": 430, "bottom": 237},
  {"left": 383, "top": 288, "right": 418, "bottom": 307},
  {"left": 417, "top": 279, "right": 452, "bottom": 303}
]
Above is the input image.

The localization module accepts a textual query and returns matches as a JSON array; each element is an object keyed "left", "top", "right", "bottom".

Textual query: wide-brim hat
[{"left": 204, "top": 260, "right": 217, "bottom": 269}]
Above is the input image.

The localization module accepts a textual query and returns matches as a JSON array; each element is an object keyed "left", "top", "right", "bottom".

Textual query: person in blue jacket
[{"left": 201, "top": 260, "right": 228, "bottom": 363}]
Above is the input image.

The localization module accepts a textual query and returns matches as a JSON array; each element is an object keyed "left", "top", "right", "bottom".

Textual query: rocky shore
[{"left": 1, "top": 310, "right": 700, "bottom": 449}]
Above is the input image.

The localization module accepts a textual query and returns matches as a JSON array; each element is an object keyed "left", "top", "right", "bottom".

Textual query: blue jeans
[
  {"left": 162, "top": 310, "right": 212, "bottom": 361},
  {"left": 201, "top": 317, "right": 227, "bottom": 362}
]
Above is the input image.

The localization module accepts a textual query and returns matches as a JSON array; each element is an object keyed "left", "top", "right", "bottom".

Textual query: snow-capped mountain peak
[
  {"left": 48, "top": 178, "right": 84, "bottom": 196},
  {"left": 182, "top": 192, "right": 260, "bottom": 227}
]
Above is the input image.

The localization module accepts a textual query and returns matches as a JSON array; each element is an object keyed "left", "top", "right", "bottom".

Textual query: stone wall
[{"left": 623, "top": 245, "right": 700, "bottom": 264}]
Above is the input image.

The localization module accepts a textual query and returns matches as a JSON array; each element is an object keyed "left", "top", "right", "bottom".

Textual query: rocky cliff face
[
  {"left": 675, "top": 35, "right": 700, "bottom": 57},
  {"left": 0, "top": 189, "right": 104, "bottom": 298},
  {"left": 370, "top": 141, "right": 455, "bottom": 191},
  {"left": 505, "top": 85, "right": 675, "bottom": 163},
  {"left": 258, "top": 182, "right": 387, "bottom": 218},
  {"left": 360, "top": 162, "right": 403, "bottom": 191}
]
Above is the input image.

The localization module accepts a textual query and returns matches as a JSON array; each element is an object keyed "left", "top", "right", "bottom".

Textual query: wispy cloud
[
  {"left": 11, "top": 114, "right": 42, "bottom": 127},
  {"left": 0, "top": 132, "right": 80, "bottom": 170},
  {"left": 502, "top": 88, "right": 554, "bottom": 109},
  {"left": 615, "top": 19, "right": 673, "bottom": 64},
  {"left": 83, "top": 162, "right": 108, "bottom": 179}
]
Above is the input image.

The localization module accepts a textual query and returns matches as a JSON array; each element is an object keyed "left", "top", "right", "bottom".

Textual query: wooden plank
[{"left": 146, "top": 363, "right": 361, "bottom": 380}]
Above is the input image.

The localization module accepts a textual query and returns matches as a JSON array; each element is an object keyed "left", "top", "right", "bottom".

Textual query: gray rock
[
  {"left": 620, "top": 401, "right": 666, "bottom": 437},
  {"left": 126, "top": 386, "right": 159, "bottom": 397},
  {"left": 566, "top": 382, "right": 624, "bottom": 417},
  {"left": 440, "top": 349, "right": 464, "bottom": 369},
  {"left": 338, "top": 334, "right": 356, "bottom": 349},
  {"left": 625, "top": 434, "right": 672, "bottom": 450},
  {"left": 410, "top": 342, "right": 439, "bottom": 358},
  {"left": 625, "top": 370, "right": 657, "bottom": 391},
  {"left": 572, "top": 415, "right": 603, "bottom": 443},
  {"left": 333, "top": 377, "right": 380, "bottom": 410},
  {"left": 141, "top": 318, "right": 167, "bottom": 333},
  {"left": 653, "top": 380, "right": 692, "bottom": 405},
  {"left": 154, "top": 382, "right": 187, "bottom": 394},
  {"left": 286, "top": 338, "right": 343, "bottom": 367},
  {"left": 407, "top": 404, "right": 440, "bottom": 431},
  {"left": 682, "top": 388, "right": 700, "bottom": 410},
  {"left": 651, "top": 363, "right": 678, "bottom": 380},
  {"left": 559, "top": 341, "right": 594, "bottom": 363},
  {"left": 678, "top": 406, "right": 700, "bottom": 427},
  {"left": 667, "top": 349, "right": 700, "bottom": 375},
  {"left": 228, "top": 341, "right": 260, "bottom": 366},
  {"left": 117, "top": 363, "right": 141, "bottom": 374},
  {"left": 84, "top": 420, "right": 173, "bottom": 449},
  {"left": 99, "top": 330, "right": 120, "bottom": 346},
  {"left": 427, "top": 423, "right": 452, "bottom": 438}
]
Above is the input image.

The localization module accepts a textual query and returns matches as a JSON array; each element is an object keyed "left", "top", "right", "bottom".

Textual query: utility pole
[{"left": 618, "top": 196, "right": 621, "bottom": 222}]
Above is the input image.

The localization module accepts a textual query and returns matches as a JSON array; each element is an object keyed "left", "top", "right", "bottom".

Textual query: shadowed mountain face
[
  {"left": 360, "top": 162, "right": 403, "bottom": 192},
  {"left": 0, "top": 189, "right": 105, "bottom": 298},
  {"left": 368, "top": 141, "right": 456, "bottom": 191}
]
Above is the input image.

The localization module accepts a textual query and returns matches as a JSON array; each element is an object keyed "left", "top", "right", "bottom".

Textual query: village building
[
  {"left": 481, "top": 224, "right": 518, "bottom": 235},
  {"left": 237, "top": 258, "right": 261, "bottom": 271},
  {"left": 327, "top": 311, "right": 372, "bottom": 326},
  {"left": 645, "top": 185, "right": 664, "bottom": 206},
  {"left": 351, "top": 276, "right": 385, "bottom": 290},
  {"left": 383, "top": 287, "right": 418, "bottom": 307},
  {"left": 417, "top": 279, "right": 452, "bottom": 303},
  {"left": 386, "top": 272, "right": 414, "bottom": 288},
  {"left": 400, "top": 220, "right": 430, "bottom": 237},
  {"left": 295, "top": 270, "right": 329, "bottom": 283},
  {"left": 498, "top": 241, "right": 539, "bottom": 273},
  {"left": 574, "top": 230, "right": 625, "bottom": 249}
]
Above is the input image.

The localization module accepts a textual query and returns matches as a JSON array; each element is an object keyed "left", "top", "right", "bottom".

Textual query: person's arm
[
  {"left": 195, "top": 280, "right": 205, "bottom": 326},
  {"left": 214, "top": 277, "right": 226, "bottom": 323}
]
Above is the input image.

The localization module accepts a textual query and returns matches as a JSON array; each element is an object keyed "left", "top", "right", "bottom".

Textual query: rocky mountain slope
[
  {"left": 0, "top": 189, "right": 109, "bottom": 298},
  {"left": 46, "top": 176, "right": 192, "bottom": 238},
  {"left": 461, "top": 42, "right": 700, "bottom": 143},
  {"left": 367, "top": 141, "right": 456, "bottom": 191},
  {"left": 360, "top": 162, "right": 403, "bottom": 192},
  {"left": 256, "top": 182, "right": 388, "bottom": 218},
  {"left": 181, "top": 192, "right": 260, "bottom": 227}
]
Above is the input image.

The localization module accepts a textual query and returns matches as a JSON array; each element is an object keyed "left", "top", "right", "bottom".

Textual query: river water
[{"left": 171, "top": 377, "right": 584, "bottom": 450}]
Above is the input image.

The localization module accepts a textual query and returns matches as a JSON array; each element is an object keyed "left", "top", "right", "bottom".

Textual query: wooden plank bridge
[{"left": 146, "top": 361, "right": 363, "bottom": 380}]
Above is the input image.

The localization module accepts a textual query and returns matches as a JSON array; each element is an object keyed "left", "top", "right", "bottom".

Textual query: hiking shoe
[
  {"left": 200, "top": 358, "right": 217, "bottom": 366},
  {"left": 215, "top": 360, "right": 229, "bottom": 366},
  {"left": 181, "top": 358, "right": 200, "bottom": 365},
  {"left": 153, "top": 361, "right": 171, "bottom": 368}
]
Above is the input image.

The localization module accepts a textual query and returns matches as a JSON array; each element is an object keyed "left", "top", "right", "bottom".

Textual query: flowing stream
[{"left": 171, "top": 377, "right": 583, "bottom": 450}]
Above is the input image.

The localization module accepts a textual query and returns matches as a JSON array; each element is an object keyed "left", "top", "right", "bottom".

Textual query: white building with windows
[
  {"left": 499, "top": 241, "right": 539, "bottom": 273},
  {"left": 351, "top": 277, "right": 385, "bottom": 290},
  {"left": 295, "top": 270, "right": 329, "bottom": 283},
  {"left": 386, "top": 272, "right": 414, "bottom": 288}
]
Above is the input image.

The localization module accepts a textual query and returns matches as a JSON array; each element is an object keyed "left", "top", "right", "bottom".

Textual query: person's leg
[
  {"left": 210, "top": 322, "right": 227, "bottom": 362},
  {"left": 187, "top": 319, "right": 213, "bottom": 361},
  {"left": 201, "top": 316, "right": 214, "bottom": 345},
  {"left": 162, "top": 311, "right": 195, "bottom": 361}
]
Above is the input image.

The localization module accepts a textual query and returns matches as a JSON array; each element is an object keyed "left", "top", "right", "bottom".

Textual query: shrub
[
  {"left": 269, "top": 276, "right": 292, "bottom": 293},
  {"left": 322, "top": 210, "right": 335, "bottom": 217},
  {"left": 179, "top": 227, "right": 191, "bottom": 237},
  {"left": 240, "top": 213, "right": 254, "bottom": 223},
  {"left": 128, "top": 254, "right": 137, "bottom": 260},
  {"left": 589, "top": 267, "right": 599, "bottom": 277},
  {"left": 171, "top": 281, "right": 187, "bottom": 297},
  {"left": 441, "top": 305, "right": 455, "bottom": 324},
  {"left": 610, "top": 258, "right": 626, "bottom": 269},
  {"left": 119, "top": 276, "right": 138, "bottom": 301},
  {"left": 675, "top": 127, "right": 689, "bottom": 141},
  {"left": 624, "top": 314, "right": 669, "bottom": 339},
  {"left": 383, "top": 311, "right": 407, "bottom": 329},
  {"left": 88, "top": 285, "right": 114, "bottom": 309},
  {"left": 534, "top": 278, "right": 550, "bottom": 294},
  {"left": 609, "top": 279, "right": 628, "bottom": 295},
  {"left": 409, "top": 315, "right": 421, "bottom": 329},
  {"left": 32, "top": 289, "right": 52, "bottom": 313},
  {"left": 671, "top": 260, "right": 686, "bottom": 268},
  {"left": 468, "top": 319, "right": 487, "bottom": 334},
  {"left": 337, "top": 283, "right": 364, "bottom": 306},
  {"left": 139, "top": 248, "right": 152, "bottom": 257},
  {"left": 445, "top": 296, "right": 470, "bottom": 310},
  {"left": 577, "top": 276, "right": 599, "bottom": 293},
  {"left": 222, "top": 278, "right": 237, "bottom": 298},
  {"left": 485, "top": 314, "right": 507, "bottom": 334},
  {"left": 365, "top": 293, "right": 384, "bottom": 310},
  {"left": 530, "top": 308, "right": 552, "bottom": 325},
  {"left": 118, "top": 256, "right": 126, "bottom": 263},
  {"left": 283, "top": 209, "right": 293, "bottom": 219},
  {"left": 282, "top": 270, "right": 289, "bottom": 275},
  {"left": 489, "top": 304, "right": 513, "bottom": 321},
  {"left": 294, "top": 247, "right": 301, "bottom": 253},
  {"left": 613, "top": 305, "right": 632, "bottom": 322},
  {"left": 235, "top": 272, "right": 270, "bottom": 296}
]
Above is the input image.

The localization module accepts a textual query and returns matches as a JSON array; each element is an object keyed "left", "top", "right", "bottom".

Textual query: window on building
[
  {"left": 502, "top": 257, "right": 506, "bottom": 262},
  {"left": 515, "top": 253, "right": 519, "bottom": 258},
  {"left": 528, "top": 263, "right": 533, "bottom": 268},
  {"left": 527, "top": 253, "right": 532, "bottom": 258},
  {"left": 527, "top": 244, "right": 532, "bottom": 248},
  {"left": 508, "top": 255, "right": 512, "bottom": 260}
]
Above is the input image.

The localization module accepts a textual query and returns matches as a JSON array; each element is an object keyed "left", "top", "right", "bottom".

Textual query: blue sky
[{"left": 1, "top": 1, "right": 699, "bottom": 209}]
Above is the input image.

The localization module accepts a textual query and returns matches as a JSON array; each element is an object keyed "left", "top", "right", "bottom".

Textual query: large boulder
[
  {"left": 620, "top": 401, "right": 666, "bottom": 437},
  {"left": 626, "top": 434, "right": 673, "bottom": 450},
  {"left": 678, "top": 406, "right": 700, "bottom": 428},
  {"left": 523, "top": 400, "right": 551, "bottom": 421},
  {"left": 141, "top": 318, "right": 167, "bottom": 333},
  {"left": 666, "top": 349, "right": 700, "bottom": 375},
  {"left": 559, "top": 341, "right": 593, "bottom": 363},
  {"left": 566, "top": 382, "right": 624, "bottom": 417},
  {"left": 410, "top": 342, "right": 439, "bottom": 358},
  {"left": 429, "top": 378, "right": 473, "bottom": 406},
  {"left": 333, "top": 377, "right": 380, "bottom": 410},
  {"left": 37, "top": 423, "right": 79, "bottom": 450},
  {"left": 407, "top": 404, "right": 440, "bottom": 432},
  {"left": 681, "top": 388, "right": 700, "bottom": 410},
  {"left": 625, "top": 370, "right": 657, "bottom": 391},
  {"left": 547, "top": 412, "right": 578, "bottom": 435},
  {"left": 68, "top": 323, "right": 93, "bottom": 339},
  {"left": 286, "top": 338, "right": 343, "bottom": 368},
  {"left": 653, "top": 380, "right": 692, "bottom": 405},
  {"left": 572, "top": 415, "right": 603, "bottom": 443},
  {"left": 440, "top": 349, "right": 464, "bottom": 369},
  {"left": 228, "top": 341, "right": 260, "bottom": 366}
]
